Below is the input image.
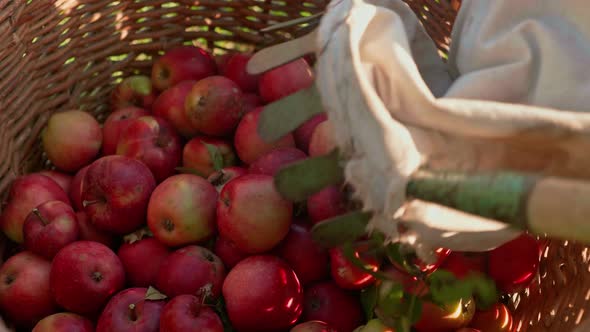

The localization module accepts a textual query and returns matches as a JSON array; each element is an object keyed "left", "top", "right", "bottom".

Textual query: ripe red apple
[
  {"left": 224, "top": 53, "right": 260, "bottom": 93},
  {"left": 116, "top": 115, "right": 182, "bottom": 183},
  {"left": 185, "top": 76, "right": 244, "bottom": 137},
  {"left": 50, "top": 241, "right": 126, "bottom": 315},
  {"left": 152, "top": 80, "right": 200, "bottom": 138},
  {"left": 32, "top": 312, "right": 94, "bottom": 332},
  {"left": 440, "top": 252, "right": 488, "bottom": 279},
  {"left": 183, "top": 136, "right": 237, "bottom": 178},
  {"left": 117, "top": 237, "right": 170, "bottom": 287},
  {"left": 82, "top": 155, "right": 156, "bottom": 235},
  {"left": 102, "top": 106, "right": 150, "bottom": 156},
  {"left": 413, "top": 297, "right": 475, "bottom": 332},
  {"left": 42, "top": 110, "right": 102, "bottom": 172},
  {"left": 294, "top": 113, "right": 328, "bottom": 153},
  {"left": 309, "top": 120, "right": 337, "bottom": 157},
  {"left": 249, "top": 147, "right": 307, "bottom": 176},
  {"left": 152, "top": 45, "right": 217, "bottom": 91},
  {"left": 217, "top": 174, "right": 293, "bottom": 253},
  {"left": 0, "top": 252, "right": 57, "bottom": 328},
  {"left": 468, "top": 303, "right": 513, "bottom": 332},
  {"left": 207, "top": 166, "right": 247, "bottom": 193},
  {"left": 147, "top": 174, "right": 218, "bottom": 247},
  {"left": 307, "top": 185, "right": 348, "bottom": 224},
  {"left": 0, "top": 173, "right": 70, "bottom": 243},
  {"left": 302, "top": 281, "right": 363, "bottom": 332},
  {"left": 69, "top": 165, "right": 89, "bottom": 211},
  {"left": 38, "top": 170, "right": 72, "bottom": 194},
  {"left": 291, "top": 320, "right": 337, "bottom": 332},
  {"left": 234, "top": 107, "right": 296, "bottom": 164},
  {"left": 111, "top": 75, "right": 157, "bottom": 110},
  {"left": 222, "top": 255, "right": 303, "bottom": 332},
  {"left": 329, "top": 245, "right": 380, "bottom": 290},
  {"left": 277, "top": 223, "right": 330, "bottom": 285},
  {"left": 213, "top": 236, "right": 249, "bottom": 269},
  {"left": 23, "top": 200, "right": 79, "bottom": 260},
  {"left": 259, "top": 58, "right": 314, "bottom": 103},
  {"left": 159, "top": 294, "right": 224, "bottom": 332},
  {"left": 96, "top": 287, "right": 166, "bottom": 332},
  {"left": 76, "top": 211, "right": 116, "bottom": 248},
  {"left": 242, "top": 93, "right": 263, "bottom": 113},
  {"left": 488, "top": 233, "right": 540, "bottom": 294},
  {"left": 156, "top": 245, "right": 225, "bottom": 300}
]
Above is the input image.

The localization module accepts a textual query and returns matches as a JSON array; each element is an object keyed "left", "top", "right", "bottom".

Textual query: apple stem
[
  {"left": 82, "top": 199, "right": 103, "bottom": 207},
  {"left": 128, "top": 303, "right": 138, "bottom": 321},
  {"left": 208, "top": 171, "right": 226, "bottom": 186},
  {"left": 32, "top": 208, "right": 50, "bottom": 225}
]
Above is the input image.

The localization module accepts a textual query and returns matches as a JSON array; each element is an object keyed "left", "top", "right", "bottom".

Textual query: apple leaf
[
  {"left": 257, "top": 84, "right": 324, "bottom": 143},
  {"left": 145, "top": 286, "right": 168, "bottom": 301},
  {"left": 385, "top": 243, "right": 424, "bottom": 277},
  {"left": 274, "top": 150, "right": 344, "bottom": 202},
  {"left": 311, "top": 212, "right": 372, "bottom": 249},
  {"left": 204, "top": 142, "right": 225, "bottom": 171},
  {"left": 375, "top": 281, "right": 422, "bottom": 332},
  {"left": 213, "top": 297, "right": 235, "bottom": 332},
  {"left": 360, "top": 284, "right": 377, "bottom": 320},
  {"left": 426, "top": 269, "right": 499, "bottom": 310},
  {"left": 175, "top": 166, "right": 207, "bottom": 178}
]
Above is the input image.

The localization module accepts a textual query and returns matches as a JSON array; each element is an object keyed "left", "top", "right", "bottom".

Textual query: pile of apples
[{"left": 0, "top": 44, "right": 542, "bottom": 332}]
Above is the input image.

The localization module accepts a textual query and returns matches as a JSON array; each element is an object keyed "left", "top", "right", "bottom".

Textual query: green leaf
[
  {"left": 258, "top": 84, "right": 324, "bottom": 143},
  {"left": 274, "top": 150, "right": 344, "bottom": 202},
  {"left": 385, "top": 243, "right": 423, "bottom": 277},
  {"left": 376, "top": 281, "right": 405, "bottom": 318},
  {"left": 426, "top": 269, "right": 499, "bottom": 310},
  {"left": 144, "top": 286, "right": 168, "bottom": 300},
  {"left": 360, "top": 285, "right": 378, "bottom": 320},
  {"left": 341, "top": 242, "right": 392, "bottom": 281},
  {"left": 404, "top": 293, "right": 423, "bottom": 324},
  {"left": 311, "top": 212, "right": 371, "bottom": 248},
  {"left": 204, "top": 142, "right": 224, "bottom": 171},
  {"left": 467, "top": 273, "right": 500, "bottom": 310}
]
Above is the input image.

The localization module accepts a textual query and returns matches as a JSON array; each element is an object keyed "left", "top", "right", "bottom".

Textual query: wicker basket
[{"left": 1, "top": 1, "right": 589, "bottom": 331}]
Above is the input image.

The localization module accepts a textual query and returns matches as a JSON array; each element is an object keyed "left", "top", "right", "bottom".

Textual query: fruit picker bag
[{"left": 253, "top": 0, "right": 590, "bottom": 259}]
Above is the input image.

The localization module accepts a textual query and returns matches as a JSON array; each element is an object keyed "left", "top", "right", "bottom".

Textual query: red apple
[
  {"left": 217, "top": 174, "right": 293, "bottom": 253},
  {"left": 488, "top": 233, "right": 540, "bottom": 294},
  {"left": 249, "top": 147, "right": 307, "bottom": 176},
  {"left": 307, "top": 185, "right": 348, "bottom": 224},
  {"left": 38, "top": 170, "right": 72, "bottom": 194},
  {"left": 183, "top": 136, "right": 237, "bottom": 178},
  {"left": 294, "top": 113, "right": 328, "bottom": 153},
  {"left": 302, "top": 281, "right": 363, "bottom": 332},
  {"left": 152, "top": 45, "right": 217, "bottom": 91},
  {"left": 222, "top": 255, "right": 303, "bottom": 332},
  {"left": 413, "top": 297, "right": 475, "bottom": 332},
  {"left": 329, "top": 245, "right": 380, "bottom": 290},
  {"left": 102, "top": 106, "right": 150, "bottom": 156},
  {"left": 391, "top": 247, "right": 451, "bottom": 276},
  {"left": 242, "top": 93, "right": 263, "bottom": 113},
  {"left": 152, "top": 80, "right": 200, "bottom": 138},
  {"left": 259, "top": 58, "right": 314, "bottom": 103},
  {"left": 23, "top": 200, "right": 79, "bottom": 260},
  {"left": 69, "top": 165, "right": 89, "bottom": 211},
  {"left": 159, "top": 294, "right": 224, "bottom": 332},
  {"left": 440, "top": 252, "right": 488, "bottom": 279},
  {"left": 291, "top": 320, "right": 338, "bottom": 332},
  {"left": 277, "top": 223, "right": 329, "bottom": 285},
  {"left": 42, "top": 110, "right": 102, "bottom": 172},
  {"left": 147, "top": 174, "right": 218, "bottom": 247},
  {"left": 224, "top": 53, "right": 260, "bottom": 93},
  {"left": 76, "top": 211, "right": 116, "bottom": 248},
  {"left": 111, "top": 75, "right": 157, "bottom": 110},
  {"left": 116, "top": 115, "right": 182, "bottom": 183},
  {"left": 156, "top": 245, "right": 225, "bottom": 300},
  {"left": 468, "top": 303, "right": 513, "bottom": 332},
  {"left": 82, "top": 155, "right": 156, "bottom": 235},
  {"left": 117, "top": 237, "right": 170, "bottom": 287},
  {"left": 0, "top": 174, "right": 70, "bottom": 243},
  {"left": 214, "top": 236, "right": 249, "bottom": 269},
  {"left": 234, "top": 107, "right": 296, "bottom": 164},
  {"left": 32, "top": 312, "right": 94, "bottom": 332},
  {"left": 96, "top": 287, "right": 166, "bottom": 332},
  {"left": 0, "top": 252, "right": 57, "bottom": 328},
  {"left": 185, "top": 76, "right": 244, "bottom": 137},
  {"left": 215, "top": 53, "right": 233, "bottom": 75},
  {"left": 309, "top": 120, "right": 337, "bottom": 157},
  {"left": 50, "top": 241, "right": 126, "bottom": 315},
  {"left": 207, "top": 166, "right": 247, "bottom": 193}
]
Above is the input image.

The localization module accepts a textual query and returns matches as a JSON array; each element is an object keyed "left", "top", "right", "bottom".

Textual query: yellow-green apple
[
  {"left": 147, "top": 174, "right": 218, "bottom": 247},
  {"left": 222, "top": 255, "right": 303, "bottom": 332},
  {"left": 32, "top": 312, "right": 94, "bottom": 332},
  {"left": 82, "top": 155, "right": 156, "bottom": 235},
  {"left": 0, "top": 174, "right": 70, "bottom": 243},
  {"left": 248, "top": 147, "right": 307, "bottom": 176},
  {"left": 118, "top": 237, "right": 170, "bottom": 287},
  {"left": 152, "top": 45, "right": 217, "bottom": 91},
  {"left": 294, "top": 113, "right": 327, "bottom": 153},
  {"left": 50, "top": 241, "right": 126, "bottom": 315},
  {"left": 258, "top": 58, "right": 314, "bottom": 103},
  {"left": 224, "top": 53, "right": 260, "bottom": 93},
  {"left": 217, "top": 174, "right": 293, "bottom": 253},
  {"left": 102, "top": 106, "right": 150, "bottom": 156},
  {"left": 152, "top": 80, "right": 200, "bottom": 138},
  {"left": 233, "top": 107, "right": 295, "bottom": 164},
  {"left": 69, "top": 165, "right": 89, "bottom": 211},
  {"left": 185, "top": 76, "right": 244, "bottom": 137},
  {"left": 308, "top": 120, "right": 337, "bottom": 157},
  {"left": 159, "top": 294, "right": 224, "bottom": 332},
  {"left": 96, "top": 287, "right": 166, "bottom": 332},
  {"left": 182, "top": 136, "right": 237, "bottom": 178},
  {"left": 0, "top": 252, "right": 57, "bottom": 328},
  {"left": 291, "top": 320, "right": 338, "bottom": 332},
  {"left": 38, "top": 170, "right": 72, "bottom": 194},
  {"left": 75, "top": 211, "right": 115, "bottom": 248},
  {"left": 302, "top": 281, "right": 363, "bottom": 332},
  {"left": 23, "top": 200, "right": 79, "bottom": 260},
  {"left": 42, "top": 110, "right": 102, "bottom": 172},
  {"left": 207, "top": 166, "right": 247, "bottom": 193},
  {"left": 116, "top": 115, "right": 182, "bottom": 182},
  {"left": 110, "top": 75, "right": 157, "bottom": 110}
]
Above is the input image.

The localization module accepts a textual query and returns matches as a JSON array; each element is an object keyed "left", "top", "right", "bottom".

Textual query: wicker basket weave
[{"left": 1, "top": 1, "right": 590, "bottom": 331}]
